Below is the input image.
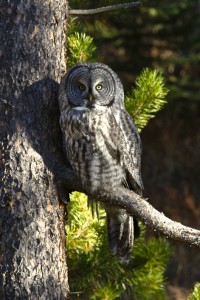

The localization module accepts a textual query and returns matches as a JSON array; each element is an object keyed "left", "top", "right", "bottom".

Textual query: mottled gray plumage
[{"left": 59, "top": 62, "right": 143, "bottom": 262}]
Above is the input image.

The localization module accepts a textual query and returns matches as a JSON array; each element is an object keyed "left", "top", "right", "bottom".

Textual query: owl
[{"left": 59, "top": 62, "right": 143, "bottom": 262}]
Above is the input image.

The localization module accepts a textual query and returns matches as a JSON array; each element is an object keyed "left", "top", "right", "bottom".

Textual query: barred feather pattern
[{"left": 59, "top": 62, "right": 143, "bottom": 262}]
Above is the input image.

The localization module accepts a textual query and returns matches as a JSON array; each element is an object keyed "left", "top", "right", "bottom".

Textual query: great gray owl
[{"left": 59, "top": 62, "right": 143, "bottom": 262}]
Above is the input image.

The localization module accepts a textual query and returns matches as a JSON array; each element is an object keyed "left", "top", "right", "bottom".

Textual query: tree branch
[
  {"left": 94, "top": 188, "right": 200, "bottom": 247},
  {"left": 59, "top": 168, "right": 200, "bottom": 247},
  {"left": 69, "top": 2, "right": 141, "bottom": 16}
]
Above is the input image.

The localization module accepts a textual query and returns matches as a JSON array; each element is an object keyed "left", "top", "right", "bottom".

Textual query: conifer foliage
[
  {"left": 188, "top": 283, "right": 200, "bottom": 300},
  {"left": 67, "top": 193, "right": 172, "bottom": 300},
  {"left": 125, "top": 68, "right": 168, "bottom": 132},
  {"left": 67, "top": 32, "right": 96, "bottom": 68}
]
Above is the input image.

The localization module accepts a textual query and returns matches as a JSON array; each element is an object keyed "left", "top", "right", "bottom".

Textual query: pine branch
[
  {"left": 70, "top": 2, "right": 141, "bottom": 15},
  {"left": 58, "top": 167, "right": 200, "bottom": 247},
  {"left": 188, "top": 283, "right": 200, "bottom": 300},
  {"left": 125, "top": 68, "right": 169, "bottom": 131},
  {"left": 67, "top": 32, "right": 96, "bottom": 68}
]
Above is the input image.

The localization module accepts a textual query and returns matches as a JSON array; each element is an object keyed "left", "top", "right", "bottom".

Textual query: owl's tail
[{"left": 106, "top": 208, "right": 140, "bottom": 263}]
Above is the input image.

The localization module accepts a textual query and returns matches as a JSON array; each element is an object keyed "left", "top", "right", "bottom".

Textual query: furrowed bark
[{"left": 0, "top": 1, "right": 69, "bottom": 298}]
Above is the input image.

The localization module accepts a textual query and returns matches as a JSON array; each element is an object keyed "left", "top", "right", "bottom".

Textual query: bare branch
[
  {"left": 69, "top": 2, "right": 141, "bottom": 16},
  {"left": 59, "top": 168, "right": 200, "bottom": 247},
  {"left": 94, "top": 187, "right": 200, "bottom": 247}
]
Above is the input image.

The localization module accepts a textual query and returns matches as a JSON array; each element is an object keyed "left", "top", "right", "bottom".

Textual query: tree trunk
[{"left": 0, "top": 0, "right": 69, "bottom": 298}]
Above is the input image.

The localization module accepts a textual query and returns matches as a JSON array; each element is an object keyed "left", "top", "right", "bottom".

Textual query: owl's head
[{"left": 60, "top": 62, "right": 124, "bottom": 110}]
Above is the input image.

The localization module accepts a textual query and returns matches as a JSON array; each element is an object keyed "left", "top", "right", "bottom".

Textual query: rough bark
[{"left": 0, "top": 0, "right": 69, "bottom": 299}]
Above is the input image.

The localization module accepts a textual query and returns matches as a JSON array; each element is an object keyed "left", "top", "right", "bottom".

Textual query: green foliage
[
  {"left": 67, "top": 31, "right": 96, "bottom": 69},
  {"left": 90, "top": 283, "right": 120, "bottom": 300},
  {"left": 67, "top": 192, "right": 172, "bottom": 300},
  {"left": 188, "top": 283, "right": 200, "bottom": 300},
  {"left": 125, "top": 68, "right": 169, "bottom": 132},
  {"left": 67, "top": 192, "right": 105, "bottom": 257},
  {"left": 67, "top": 17, "right": 97, "bottom": 69}
]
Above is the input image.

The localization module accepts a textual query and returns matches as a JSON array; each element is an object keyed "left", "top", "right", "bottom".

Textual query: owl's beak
[{"left": 88, "top": 94, "right": 93, "bottom": 102}]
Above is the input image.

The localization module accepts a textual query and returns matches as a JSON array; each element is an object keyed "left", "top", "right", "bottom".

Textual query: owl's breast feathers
[
  {"left": 60, "top": 105, "right": 143, "bottom": 194},
  {"left": 61, "top": 107, "right": 123, "bottom": 191}
]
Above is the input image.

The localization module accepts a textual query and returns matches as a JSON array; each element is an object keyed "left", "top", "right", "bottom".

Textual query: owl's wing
[{"left": 116, "top": 109, "right": 143, "bottom": 194}]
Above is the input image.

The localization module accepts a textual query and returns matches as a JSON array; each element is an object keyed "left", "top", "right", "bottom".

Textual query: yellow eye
[
  {"left": 79, "top": 84, "right": 85, "bottom": 91},
  {"left": 96, "top": 84, "right": 102, "bottom": 91}
]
